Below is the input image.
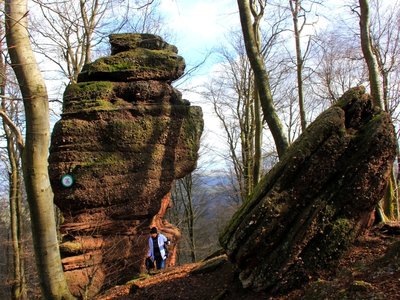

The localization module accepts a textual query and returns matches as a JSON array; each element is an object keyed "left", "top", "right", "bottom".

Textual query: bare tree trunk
[
  {"left": 372, "top": 39, "right": 399, "bottom": 221},
  {"left": 290, "top": 0, "right": 307, "bottom": 131},
  {"left": 8, "top": 165, "right": 21, "bottom": 299},
  {"left": 16, "top": 188, "right": 26, "bottom": 300},
  {"left": 3, "top": 100, "right": 26, "bottom": 300},
  {"left": 0, "top": 18, "right": 26, "bottom": 299},
  {"left": 7, "top": 141, "right": 26, "bottom": 300},
  {"left": 251, "top": 2, "right": 263, "bottom": 189},
  {"left": 359, "top": 0, "right": 397, "bottom": 222},
  {"left": 237, "top": 0, "right": 289, "bottom": 158},
  {"left": 5, "top": 0, "right": 75, "bottom": 299},
  {"left": 253, "top": 88, "right": 262, "bottom": 189},
  {"left": 359, "top": 0, "right": 383, "bottom": 109},
  {"left": 180, "top": 175, "right": 197, "bottom": 263},
  {"left": 79, "top": 0, "right": 99, "bottom": 65},
  {"left": 240, "top": 83, "right": 252, "bottom": 197}
]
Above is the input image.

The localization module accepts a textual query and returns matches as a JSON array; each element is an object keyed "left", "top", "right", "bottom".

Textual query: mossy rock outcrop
[
  {"left": 49, "top": 33, "right": 203, "bottom": 298},
  {"left": 63, "top": 80, "right": 185, "bottom": 113},
  {"left": 109, "top": 33, "right": 178, "bottom": 54},
  {"left": 220, "top": 87, "right": 396, "bottom": 294},
  {"left": 77, "top": 37, "right": 185, "bottom": 82}
]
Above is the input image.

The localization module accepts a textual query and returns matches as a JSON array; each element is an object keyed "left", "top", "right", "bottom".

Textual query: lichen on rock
[{"left": 49, "top": 33, "right": 203, "bottom": 297}]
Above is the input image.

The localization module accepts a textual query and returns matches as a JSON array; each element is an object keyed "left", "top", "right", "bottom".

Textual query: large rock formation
[
  {"left": 220, "top": 87, "right": 397, "bottom": 295},
  {"left": 48, "top": 34, "right": 203, "bottom": 297}
]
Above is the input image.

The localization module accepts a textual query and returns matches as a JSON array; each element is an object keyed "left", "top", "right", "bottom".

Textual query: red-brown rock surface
[{"left": 48, "top": 34, "right": 203, "bottom": 297}]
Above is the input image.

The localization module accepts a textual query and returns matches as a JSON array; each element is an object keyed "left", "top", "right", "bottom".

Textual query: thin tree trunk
[
  {"left": 16, "top": 181, "right": 26, "bottom": 300},
  {"left": 253, "top": 82, "right": 262, "bottom": 189},
  {"left": 290, "top": 0, "right": 307, "bottom": 131},
  {"left": 237, "top": 0, "right": 289, "bottom": 158},
  {"left": 17, "top": 188, "right": 28, "bottom": 299},
  {"left": 80, "top": 0, "right": 93, "bottom": 65},
  {"left": 9, "top": 168, "right": 21, "bottom": 299},
  {"left": 3, "top": 99, "right": 26, "bottom": 300},
  {"left": 8, "top": 141, "right": 26, "bottom": 300},
  {"left": 187, "top": 198, "right": 196, "bottom": 263},
  {"left": 5, "top": 0, "right": 75, "bottom": 299},
  {"left": 251, "top": 4, "right": 262, "bottom": 190},
  {"left": 0, "top": 19, "right": 26, "bottom": 299},
  {"left": 359, "top": 0, "right": 383, "bottom": 109},
  {"left": 240, "top": 89, "right": 251, "bottom": 197},
  {"left": 382, "top": 71, "right": 389, "bottom": 112},
  {"left": 359, "top": 0, "right": 397, "bottom": 222},
  {"left": 183, "top": 175, "right": 196, "bottom": 263}
]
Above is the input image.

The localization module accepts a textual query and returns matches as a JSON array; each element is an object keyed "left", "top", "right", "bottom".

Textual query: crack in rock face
[{"left": 48, "top": 33, "right": 203, "bottom": 298}]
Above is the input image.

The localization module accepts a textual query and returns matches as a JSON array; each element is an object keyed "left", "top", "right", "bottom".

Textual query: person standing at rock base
[{"left": 147, "top": 227, "right": 170, "bottom": 270}]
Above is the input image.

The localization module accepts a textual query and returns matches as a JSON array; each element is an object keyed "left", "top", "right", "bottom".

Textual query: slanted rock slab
[{"left": 220, "top": 87, "right": 397, "bottom": 294}]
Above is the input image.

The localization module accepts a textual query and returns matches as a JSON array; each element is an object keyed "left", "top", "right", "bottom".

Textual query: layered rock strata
[
  {"left": 220, "top": 87, "right": 396, "bottom": 295},
  {"left": 48, "top": 33, "right": 203, "bottom": 297}
]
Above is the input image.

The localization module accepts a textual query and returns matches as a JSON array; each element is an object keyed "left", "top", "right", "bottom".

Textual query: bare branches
[
  {"left": 134, "top": 0, "right": 156, "bottom": 10},
  {"left": 0, "top": 109, "right": 24, "bottom": 151},
  {"left": 30, "top": 0, "right": 163, "bottom": 84}
]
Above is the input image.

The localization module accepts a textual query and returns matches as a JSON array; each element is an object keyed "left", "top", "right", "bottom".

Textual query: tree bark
[
  {"left": 0, "top": 17, "right": 26, "bottom": 300},
  {"left": 237, "top": 0, "right": 289, "bottom": 158},
  {"left": 5, "top": 0, "right": 75, "bottom": 299},
  {"left": 180, "top": 175, "right": 197, "bottom": 263},
  {"left": 359, "top": 0, "right": 383, "bottom": 109},
  {"left": 253, "top": 87, "right": 262, "bottom": 189},
  {"left": 250, "top": 2, "right": 263, "bottom": 190},
  {"left": 359, "top": 0, "right": 398, "bottom": 222},
  {"left": 7, "top": 144, "right": 21, "bottom": 299},
  {"left": 4, "top": 116, "right": 26, "bottom": 300},
  {"left": 290, "top": 0, "right": 307, "bottom": 131}
]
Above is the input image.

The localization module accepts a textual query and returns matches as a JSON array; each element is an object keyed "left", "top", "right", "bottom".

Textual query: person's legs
[
  {"left": 159, "top": 259, "right": 165, "bottom": 269},
  {"left": 155, "top": 258, "right": 165, "bottom": 270}
]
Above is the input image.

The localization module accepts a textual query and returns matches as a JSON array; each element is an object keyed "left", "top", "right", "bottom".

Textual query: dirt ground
[{"left": 96, "top": 223, "right": 400, "bottom": 300}]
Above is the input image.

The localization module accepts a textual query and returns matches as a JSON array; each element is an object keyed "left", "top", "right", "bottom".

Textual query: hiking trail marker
[{"left": 61, "top": 174, "right": 74, "bottom": 187}]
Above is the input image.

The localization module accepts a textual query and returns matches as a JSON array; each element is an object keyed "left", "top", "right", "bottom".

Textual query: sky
[
  {"left": 159, "top": 0, "right": 239, "bottom": 66},
  {"left": 157, "top": 0, "right": 241, "bottom": 168}
]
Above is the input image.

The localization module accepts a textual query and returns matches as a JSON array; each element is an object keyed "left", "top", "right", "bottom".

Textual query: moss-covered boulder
[
  {"left": 220, "top": 87, "right": 396, "bottom": 294},
  {"left": 62, "top": 80, "right": 185, "bottom": 113},
  {"left": 49, "top": 33, "right": 203, "bottom": 298},
  {"left": 109, "top": 33, "right": 178, "bottom": 55},
  {"left": 77, "top": 37, "right": 185, "bottom": 82}
]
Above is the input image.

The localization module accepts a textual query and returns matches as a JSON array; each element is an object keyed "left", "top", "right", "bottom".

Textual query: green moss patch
[
  {"left": 63, "top": 81, "right": 120, "bottom": 113},
  {"left": 78, "top": 48, "right": 185, "bottom": 82},
  {"left": 60, "top": 241, "right": 83, "bottom": 256}
]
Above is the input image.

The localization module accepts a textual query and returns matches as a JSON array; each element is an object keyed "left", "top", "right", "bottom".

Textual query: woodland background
[{"left": 0, "top": 0, "right": 399, "bottom": 299}]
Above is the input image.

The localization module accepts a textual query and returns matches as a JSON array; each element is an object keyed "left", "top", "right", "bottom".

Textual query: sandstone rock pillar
[{"left": 48, "top": 33, "right": 203, "bottom": 297}]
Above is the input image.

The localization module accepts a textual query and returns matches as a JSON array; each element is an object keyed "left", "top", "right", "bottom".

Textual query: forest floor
[{"left": 96, "top": 222, "right": 400, "bottom": 300}]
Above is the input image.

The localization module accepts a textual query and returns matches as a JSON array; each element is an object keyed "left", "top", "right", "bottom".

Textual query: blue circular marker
[{"left": 61, "top": 174, "right": 74, "bottom": 187}]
